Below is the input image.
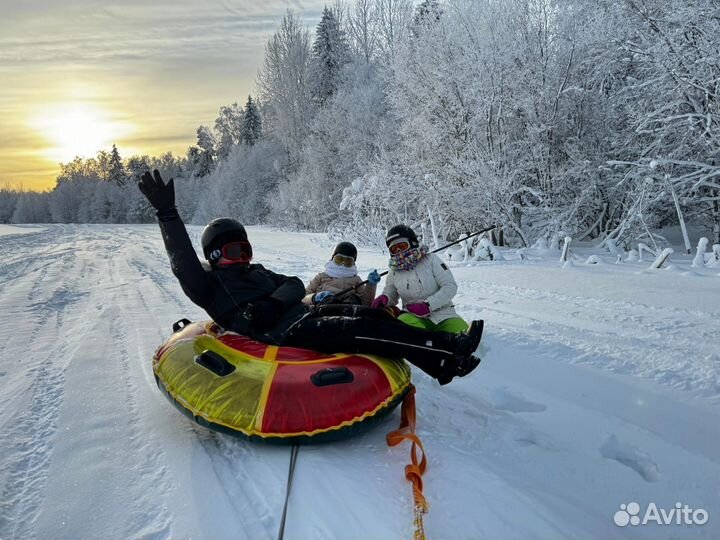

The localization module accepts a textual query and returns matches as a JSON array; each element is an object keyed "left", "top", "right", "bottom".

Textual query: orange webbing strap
[{"left": 387, "top": 385, "right": 428, "bottom": 540}]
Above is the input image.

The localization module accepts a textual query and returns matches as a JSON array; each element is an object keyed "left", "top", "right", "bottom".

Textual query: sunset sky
[{"left": 0, "top": 0, "right": 325, "bottom": 191}]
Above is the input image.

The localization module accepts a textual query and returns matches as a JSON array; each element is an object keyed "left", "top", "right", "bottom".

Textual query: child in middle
[{"left": 304, "top": 241, "right": 382, "bottom": 306}]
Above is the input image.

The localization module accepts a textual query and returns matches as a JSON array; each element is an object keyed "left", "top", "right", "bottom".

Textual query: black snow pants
[{"left": 281, "top": 305, "right": 459, "bottom": 380}]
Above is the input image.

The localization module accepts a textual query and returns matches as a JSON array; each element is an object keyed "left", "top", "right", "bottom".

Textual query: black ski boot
[{"left": 437, "top": 320, "right": 484, "bottom": 385}]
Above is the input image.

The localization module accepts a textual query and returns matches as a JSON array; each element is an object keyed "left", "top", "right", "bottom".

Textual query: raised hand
[{"left": 138, "top": 169, "right": 175, "bottom": 212}]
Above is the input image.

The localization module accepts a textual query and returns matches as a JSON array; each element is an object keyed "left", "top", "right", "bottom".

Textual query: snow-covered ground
[
  {"left": 0, "top": 225, "right": 45, "bottom": 237},
  {"left": 1, "top": 224, "right": 718, "bottom": 540}
]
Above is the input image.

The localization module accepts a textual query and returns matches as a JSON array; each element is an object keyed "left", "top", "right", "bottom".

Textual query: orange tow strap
[{"left": 387, "top": 385, "right": 428, "bottom": 540}]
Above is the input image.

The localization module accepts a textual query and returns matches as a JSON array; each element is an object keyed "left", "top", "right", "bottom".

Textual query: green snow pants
[{"left": 397, "top": 313, "right": 469, "bottom": 334}]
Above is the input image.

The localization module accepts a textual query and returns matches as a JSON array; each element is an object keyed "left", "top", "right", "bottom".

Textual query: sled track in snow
[
  {"left": 198, "top": 433, "right": 285, "bottom": 540},
  {"left": 0, "top": 363, "right": 67, "bottom": 540},
  {"left": 0, "top": 229, "right": 106, "bottom": 539},
  {"left": 105, "top": 255, "right": 173, "bottom": 539},
  {"left": 127, "top": 256, "right": 192, "bottom": 311},
  {"left": 0, "top": 291, "right": 94, "bottom": 538},
  {"left": 0, "top": 226, "right": 172, "bottom": 539}
]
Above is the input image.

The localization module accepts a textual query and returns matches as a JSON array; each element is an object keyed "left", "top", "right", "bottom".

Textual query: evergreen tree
[
  {"left": 108, "top": 144, "right": 127, "bottom": 186},
  {"left": 240, "top": 95, "right": 263, "bottom": 146},
  {"left": 312, "top": 6, "right": 350, "bottom": 104},
  {"left": 412, "top": 0, "right": 441, "bottom": 33}
]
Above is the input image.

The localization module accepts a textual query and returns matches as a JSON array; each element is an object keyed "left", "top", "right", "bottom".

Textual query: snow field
[{"left": 0, "top": 224, "right": 718, "bottom": 540}]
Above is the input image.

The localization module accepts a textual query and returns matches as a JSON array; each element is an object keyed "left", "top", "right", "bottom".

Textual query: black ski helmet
[
  {"left": 201, "top": 218, "right": 249, "bottom": 261},
  {"left": 385, "top": 224, "right": 419, "bottom": 249},
  {"left": 332, "top": 241, "right": 357, "bottom": 261}
]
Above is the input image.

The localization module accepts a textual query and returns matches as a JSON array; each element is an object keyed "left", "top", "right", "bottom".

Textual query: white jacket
[{"left": 382, "top": 253, "right": 460, "bottom": 323}]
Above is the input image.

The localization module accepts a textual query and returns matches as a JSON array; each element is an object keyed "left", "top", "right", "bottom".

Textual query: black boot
[
  {"left": 453, "top": 321, "right": 484, "bottom": 362},
  {"left": 437, "top": 320, "right": 484, "bottom": 385}
]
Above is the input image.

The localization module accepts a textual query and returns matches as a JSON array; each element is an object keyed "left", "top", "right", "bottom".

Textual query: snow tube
[{"left": 152, "top": 320, "right": 412, "bottom": 444}]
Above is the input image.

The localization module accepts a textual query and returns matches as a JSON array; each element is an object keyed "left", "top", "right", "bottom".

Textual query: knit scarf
[
  {"left": 389, "top": 245, "right": 429, "bottom": 271},
  {"left": 324, "top": 260, "right": 358, "bottom": 278}
]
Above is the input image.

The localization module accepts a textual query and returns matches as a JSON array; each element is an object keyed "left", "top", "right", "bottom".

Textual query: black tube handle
[
  {"left": 311, "top": 367, "right": 355, "bottom": 387},
  {"left": 195, "top": 350, "right": 236, "bottom": 376},
  {"left": 172, "top": 318, "right": 192, "bottom": 332}
]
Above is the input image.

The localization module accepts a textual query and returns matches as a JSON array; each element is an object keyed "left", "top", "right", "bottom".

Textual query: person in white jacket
[{"left": 371, "top": 224, "right": 470, "bottom": 334}]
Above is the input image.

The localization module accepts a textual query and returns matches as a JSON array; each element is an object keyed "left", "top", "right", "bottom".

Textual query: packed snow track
[{"left": 1, "top": 224, "right": 718, "bottom": 540}]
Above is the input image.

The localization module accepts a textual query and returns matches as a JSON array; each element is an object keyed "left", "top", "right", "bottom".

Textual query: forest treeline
[{"left": 2, "top": 0, "right": 718, "bottom": 250}]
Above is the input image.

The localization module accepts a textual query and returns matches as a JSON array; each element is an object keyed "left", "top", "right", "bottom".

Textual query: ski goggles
[
  {"left": 388, "top": 240, "right": 411, "bottom": 255},
  {"left": 332, "top": 254, "right": 355, "bottom": 267},
  {"left": 220, "top": 241, "right": 253, "bottom": 263}
]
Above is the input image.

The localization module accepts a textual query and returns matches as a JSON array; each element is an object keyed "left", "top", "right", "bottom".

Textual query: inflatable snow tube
[{"left": 153, "top": 320, "right": 412, "bottom": 444}]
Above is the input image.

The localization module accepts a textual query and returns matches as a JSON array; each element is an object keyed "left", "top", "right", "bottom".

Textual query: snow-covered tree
[
  {"left": 271, "top": 60, "right": 395, "bottom": 231},
  {"left": 6, "top": 0, "right": 717, "bottom": 244},
  {"left": 311, "top": 6, "right": 351, "bottom": 104},
  {"left": 348, "top": 0, "right": 378, "bottom": 64},
  {"left": 257, "top": 10, "right": 314, "bottom": 158},
  {"left": 194, "top": 139, "right": 284, "bottom": 225},
  {"left": 0, "top": 188, "right": 20, "bottom": 223},
  {"left": 191, "top": 126, "right": 216, "bottom": 178},
  {"left": 108, "top": 144, "right": 127, "bottom": 186},
  {"left": 375, "top": 0, "right": 413, "bottom": 65},
  {"left": 604, "top": 0, "right": 720, "bottom": 248},
  {"left": 125, "top": 155, "right": 154, "bottom": 222},
  {"left": 95, "top": 150, "right": 110, "bottom": 182},
  {"left": 47, "top": 158, "right": 100, "bottom": 222},
  {"left": 214, "top": 102, "right": 244, "bottom": 160},
  {"left": 412, "top": 0, "right": 442, "bottom": 33},
  {"left": 240, "top": 95, "right": 262, "bottom": 146},
  {"left": 126, "top": 155, "right": 151, "bottom": 182},
  {"left": 340, "top": 0, "right": 603, "bottom": 244},
  {"left": 11, "top": 192, "right": 49, "bottom": 223}
]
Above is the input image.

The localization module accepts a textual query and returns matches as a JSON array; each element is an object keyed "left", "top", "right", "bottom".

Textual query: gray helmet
[{"left": 201, "top": 218, "right": 249, "bottom": 261}]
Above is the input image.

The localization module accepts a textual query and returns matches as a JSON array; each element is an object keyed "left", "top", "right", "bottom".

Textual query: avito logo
[{"left": 614, "top": 502, "right": 709, "bottom": 527}]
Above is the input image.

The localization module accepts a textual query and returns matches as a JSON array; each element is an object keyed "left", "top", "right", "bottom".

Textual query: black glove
[
  {"left": 247, "top": 298, "right": 283, "bottom": 332},
  {"left": 138, "top": 170, "right": 175, "bottom": 216}
]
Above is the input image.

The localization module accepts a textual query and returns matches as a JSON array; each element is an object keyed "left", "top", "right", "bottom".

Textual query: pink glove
[
  {"left": 371, "top": 295, "right": 389, "bottom": 309},
  {"left": 406, "top": 302, "right": 431, "bottom": 317}
]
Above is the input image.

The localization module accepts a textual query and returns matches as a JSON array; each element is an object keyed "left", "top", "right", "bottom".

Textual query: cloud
[
  {"left": 0, "top": 0, "right": 326, "bottom": 189},
  {"left": 0, "top": 9, "right": 323, "bottom": 70}
]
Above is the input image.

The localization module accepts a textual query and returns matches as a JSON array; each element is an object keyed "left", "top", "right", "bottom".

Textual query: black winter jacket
[{"left": 158, "top": 215, "right": 307, "bottom": 343}]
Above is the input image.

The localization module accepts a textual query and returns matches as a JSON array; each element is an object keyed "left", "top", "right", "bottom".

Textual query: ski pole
[{"left": 324, "top": 225, "right": 496, "bottom": 302}]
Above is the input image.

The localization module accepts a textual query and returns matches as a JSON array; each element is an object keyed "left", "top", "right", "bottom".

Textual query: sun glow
[{"left": 30, "top": 103, "right": 135, "bottom": 163}]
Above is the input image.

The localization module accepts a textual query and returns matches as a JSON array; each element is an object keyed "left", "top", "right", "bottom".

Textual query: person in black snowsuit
[{"left": 139, "top": 170, "right": 483, "bottom": 384}]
